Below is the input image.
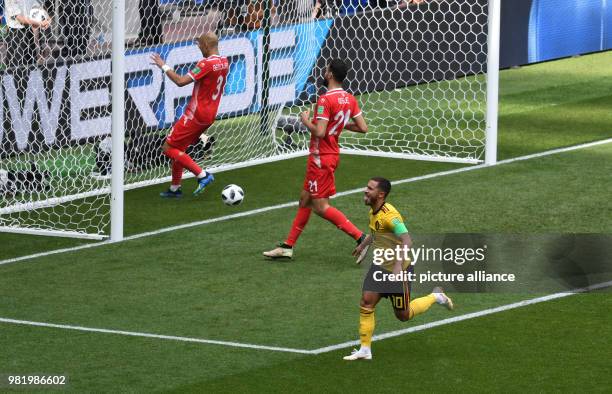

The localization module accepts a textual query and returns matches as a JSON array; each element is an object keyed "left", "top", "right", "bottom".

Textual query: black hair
[
  {"left": 328, "top": 58, "right": 348, "bottom": 83},
  {"left": 371, "top": 176, "right": 391, "bottom": 197}
]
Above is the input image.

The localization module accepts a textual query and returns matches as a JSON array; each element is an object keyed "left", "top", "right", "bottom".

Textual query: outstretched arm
[
  {"left": 150, "top": 53, "right": 193, "bottom": 87},
  {"left": 352, "top": 234, "right": 372, "bottom": 257}
]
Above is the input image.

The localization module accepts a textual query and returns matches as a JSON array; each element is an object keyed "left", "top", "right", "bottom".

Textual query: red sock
[
  {"left": 322, "top": 206, "right": 363, "bottom": 240},
  {"left": 164, "top": 147, "right": 202, "bottom": 176},
  {"left": 284, "top": 207, "right": 312, "bottom": 247},
  {"left": 171, "top": 161, "right": 183, "bottom": 186}
]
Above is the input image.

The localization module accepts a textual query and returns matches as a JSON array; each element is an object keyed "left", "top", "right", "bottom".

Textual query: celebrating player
[
  {"left": 150, "top": 32, "right": 229, "bottom": 197},
  {"left": 263, "top": 59, "right": 368, "bottom": 259},
  {"left": 343, "top": 177, "right": 454, "bottom": 361}
]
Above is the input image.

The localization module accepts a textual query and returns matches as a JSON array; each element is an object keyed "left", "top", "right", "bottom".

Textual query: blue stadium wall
[
  {"left": 306, "top": 1, "right": 489, "bottom": 98},
  {"left": 501, "top": 0, "right": 612, "bottom": 67},
  {"left": 310, "top": 0, "right": 612, "bottom": 97}
]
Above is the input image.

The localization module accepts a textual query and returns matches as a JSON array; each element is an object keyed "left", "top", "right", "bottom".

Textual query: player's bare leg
[
  {"left": 263, "top": 190, "right": 312, "bottom": 259},
  {"left": 344, "top": 291, "right": 382, "bottom": 361},
  {"left": 161, "top": 141, "right": 214, "bottom": 196}
]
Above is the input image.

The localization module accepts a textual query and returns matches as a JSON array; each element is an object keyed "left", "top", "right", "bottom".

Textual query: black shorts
[{"left": 363, "top": 264, "right": 414, "bottom": 311}]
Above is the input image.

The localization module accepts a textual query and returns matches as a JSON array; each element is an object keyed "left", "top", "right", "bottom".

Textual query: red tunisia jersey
[
  {"left": 310, "top": 88, "right": 362, "bottom": 156},
  {"left": 185, "top": 55, "right": 229, "bottom": 125}
]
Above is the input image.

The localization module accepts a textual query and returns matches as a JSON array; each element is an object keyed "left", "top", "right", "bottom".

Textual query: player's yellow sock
[
  {"left": 409, "top": 293, "right": 437, "bottom": 319},
  {"left": 359, "top": 306, "right": 375, "bottom": 348}
]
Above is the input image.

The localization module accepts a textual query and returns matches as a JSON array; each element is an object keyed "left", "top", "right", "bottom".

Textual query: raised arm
[{"left": 150, "top": 53, "right": 194, "bottom": 87}]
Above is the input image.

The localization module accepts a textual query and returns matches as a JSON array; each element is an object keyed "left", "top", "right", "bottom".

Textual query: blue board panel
[
  {"left": 528, "top": 0, "right": 611, "bottom": 63},
  {"left": 605, "top": 0, "right": 612, "bottom": 49},
  {"left": 124, "top": 19, "right": 333, "bottom": 128}
]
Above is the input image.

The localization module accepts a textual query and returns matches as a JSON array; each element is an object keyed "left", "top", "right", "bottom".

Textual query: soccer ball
[{"left": 221, "top": 184, "right": 244, "bottom": 206}]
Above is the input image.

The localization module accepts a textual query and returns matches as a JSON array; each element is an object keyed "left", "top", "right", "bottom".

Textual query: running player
[
  {"left": 150, "top": 32, "right": 229, "bottom": 197},
  {"left": 263, "top": 59, "right": 368, "bottom": 259},
  {"left": 344, "top": 177, "right": 454, "bottom": 361}
]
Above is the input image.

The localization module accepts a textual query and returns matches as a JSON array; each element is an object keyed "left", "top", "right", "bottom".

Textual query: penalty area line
[
  {"left": 0, "top": 202, "right": 298, "bottom": 266},
  {"left": 0, "top": 317, "right": 312, "bottom": 355},
  {"left": 310, "top": 280, "right": 612, "bottom": 354},
  {"left": 1, "top": 137, "right": 611, "bottom": 267},
  {"left": 1, "top": 281, "right": 609, "bottom": 355}
]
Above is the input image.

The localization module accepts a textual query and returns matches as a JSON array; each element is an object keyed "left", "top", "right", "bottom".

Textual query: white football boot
[
  {"left": 432, "top": 287, "right": 454, "bottom": 310},
  {"left": 263, "top": 244, "right": 293, "bottom": 259},
  {"left": 343, "top": 347, "right": 372, "bottom": 361}
]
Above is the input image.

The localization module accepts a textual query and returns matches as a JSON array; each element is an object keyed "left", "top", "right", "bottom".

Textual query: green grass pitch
[{"left": 0, "top": 52, "right": 611, "bottom": 392}]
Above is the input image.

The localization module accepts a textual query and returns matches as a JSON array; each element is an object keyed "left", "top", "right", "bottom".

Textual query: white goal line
[
  {"left": 310, "top": 280, "right": 612, "bottom": 354},
  {"left": 0, "top": 137, "right": 611, "bottom": 267},
  {"left": 0, "top": 149, "right": 476, "bottom": 217},
  {"left": 0, "top": 151, "right": 309, "bottom": 216},
  {"left": 1, "top": 280, "right": 610, "bottom": 355}
]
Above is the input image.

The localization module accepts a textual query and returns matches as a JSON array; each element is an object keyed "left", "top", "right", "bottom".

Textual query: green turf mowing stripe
[
  {"left": 0, "top": 317, "right": 311, "bottom": 354},
  {"left": 2, "top": 137, "right": 610, "bottom": 266},
  {"left": 1, "top": 281, "right": 609, "bottom": 355},
  {"left": 311, "top": 280, "right": 612, "bottom": 354}
]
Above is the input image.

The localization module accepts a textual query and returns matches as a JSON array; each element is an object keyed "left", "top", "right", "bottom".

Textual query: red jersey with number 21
[
  {"left": 186, "top": 55, "right": 229, "bottom": 125},
  {"left": 310, "top": 88, "right": 362, "bottom": 156}
]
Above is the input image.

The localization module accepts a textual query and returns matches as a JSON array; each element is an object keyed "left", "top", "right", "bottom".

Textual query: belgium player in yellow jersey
[{"left": 344, "top": 177, "right": 454, "bottom": 361}]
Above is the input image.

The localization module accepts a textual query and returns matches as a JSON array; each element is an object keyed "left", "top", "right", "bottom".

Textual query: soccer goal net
[{"left": 0, "top": 0, "right": 498, "bottom": 239}]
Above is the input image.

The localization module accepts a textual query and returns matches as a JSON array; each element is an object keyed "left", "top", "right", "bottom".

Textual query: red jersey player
[
  {"left": 150, "top": 32, "right": 229, "bottom": 197},
  {"left": 264, "top": 59, "right": 369, "bottom": 259}
]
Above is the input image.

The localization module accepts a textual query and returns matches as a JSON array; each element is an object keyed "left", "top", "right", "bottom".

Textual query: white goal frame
[{"left": 0, "top": 0, "right": 501, "bottom": 241}]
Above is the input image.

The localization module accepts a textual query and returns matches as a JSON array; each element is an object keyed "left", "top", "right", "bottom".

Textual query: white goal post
[{"left": 0, "top": 0, "right": 500, "bottom": 240}]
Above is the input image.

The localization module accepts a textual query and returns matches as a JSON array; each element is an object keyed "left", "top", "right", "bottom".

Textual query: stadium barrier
[{"left": 2, "top": 1, "right": 611, "bottom": 156}]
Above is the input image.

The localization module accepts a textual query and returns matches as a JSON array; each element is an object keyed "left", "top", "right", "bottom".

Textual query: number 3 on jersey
[{"left": 212, "top": 75, "right": 224, "bottom": 100}]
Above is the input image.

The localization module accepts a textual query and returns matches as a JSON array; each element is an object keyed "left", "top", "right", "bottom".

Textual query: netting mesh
[{"left": 0, "top": 0, "right": 489, "bottom": 238}]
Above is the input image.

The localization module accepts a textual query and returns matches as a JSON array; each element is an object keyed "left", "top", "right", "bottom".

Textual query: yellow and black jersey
[{"left": 368, "top": 202, "right": 410, "bottom": 271}]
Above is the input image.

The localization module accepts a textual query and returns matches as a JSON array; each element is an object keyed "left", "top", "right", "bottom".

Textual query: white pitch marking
[
  {"left": 0, "top": 241, "right": 114, "bottom": 266},
  {"left": 311, "top": 280, "right": 612, "bottom": 354},
  {"left": 1, "top": 137, "right": 611, "bottom": 266},
  {"left": 1, "top": 281, "right": 609, "bottom": 354},
  {"left": 0, "top": 317, "right": 312, "bottom": 355},
  {"left": 123, "top": 201, "right": 298, "bottom": 242}
]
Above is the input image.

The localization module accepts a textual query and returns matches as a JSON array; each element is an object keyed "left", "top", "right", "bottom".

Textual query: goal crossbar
[{"left": 0, "top": 0, "right": 499, "bottom": 240}]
